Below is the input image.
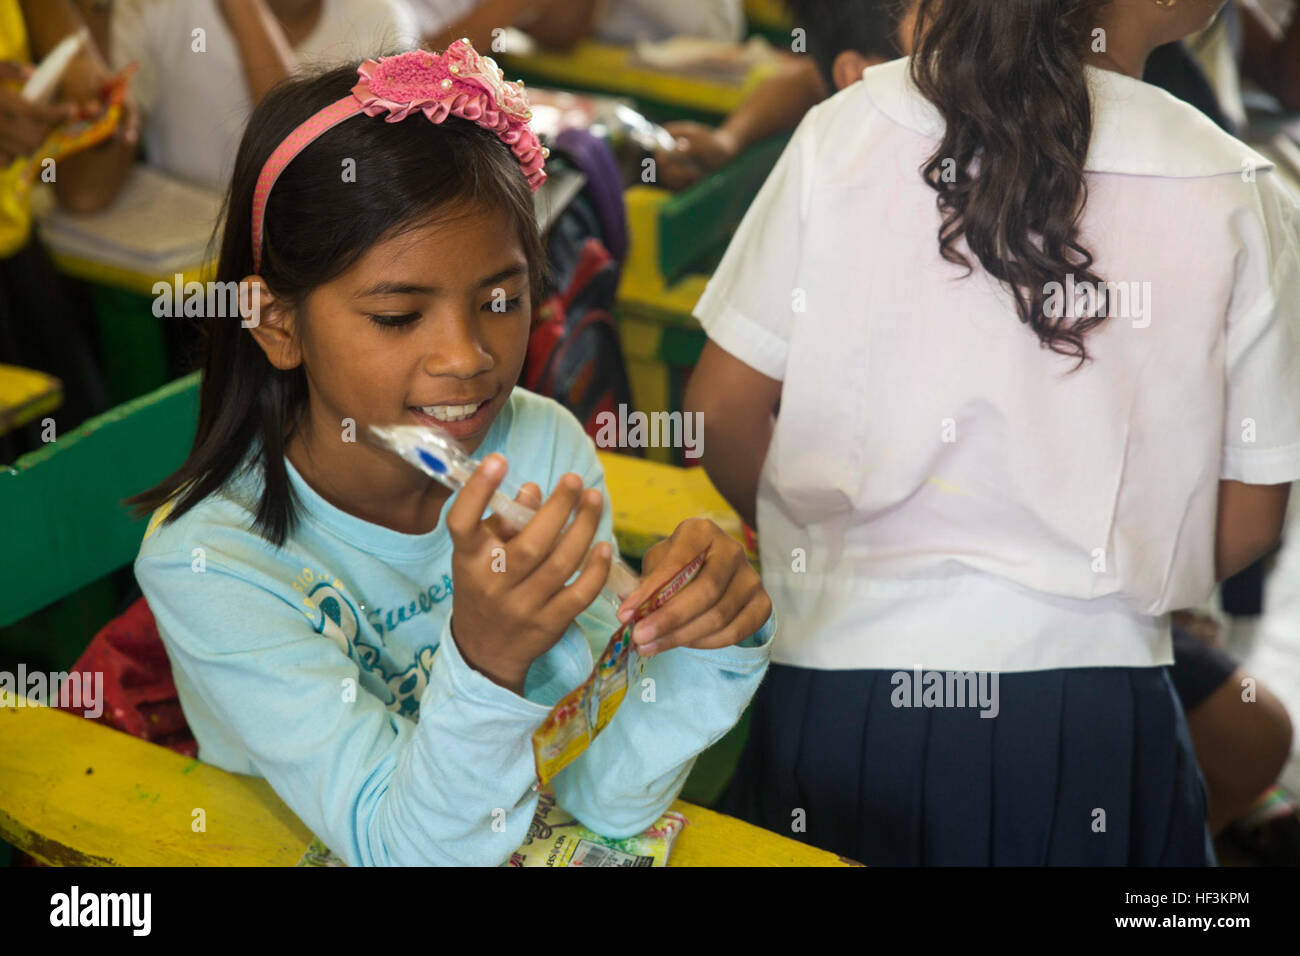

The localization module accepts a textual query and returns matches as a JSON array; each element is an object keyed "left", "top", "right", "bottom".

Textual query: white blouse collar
[{"left": 860, "top": 56, "right": 1273, "bottom": 179}]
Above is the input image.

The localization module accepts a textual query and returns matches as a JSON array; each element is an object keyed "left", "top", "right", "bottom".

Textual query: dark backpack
[{"left": 522, "top": 135, "right": 633, "bottom": 444}]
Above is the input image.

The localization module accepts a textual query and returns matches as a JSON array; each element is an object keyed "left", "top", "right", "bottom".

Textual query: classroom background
[{"left": 1, "top": 0, "right": 1299, "bottom": 868}]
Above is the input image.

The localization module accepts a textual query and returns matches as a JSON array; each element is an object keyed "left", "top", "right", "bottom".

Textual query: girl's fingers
[
  {"left": 615, "top": 539, "right": 685, "bottom": 620},
  {"left": 445, "top": 453, "right": 507, "bottom": 548},
  {"left": 651, "top": 589, "right": 773, "bottom": 657},
  {"left": 616, "top": 519, "right": 719, "bottom": 621},
  {"left": 0, "top": 61, "right": 33, "bottom": 83},
  {"left": 523, "top": 486, "right": 604, "bottom": 601},
  {"left": 629, "top": 555, "right": 736, "bottom": 650},
  {"left": 482, "top": 481, "right": 542, "bottom": 542},
  {"left": 635, "top": 566, "right": 751, "bottom": 652},
  {"left": 516, "top": 481, "right": 543, "bottom": 510},
  {"left": 546, "top": 540, "right": 613, "bottom": 624},
  {"left": 504, "top": 472, "right": 584, "bottom": 578}
]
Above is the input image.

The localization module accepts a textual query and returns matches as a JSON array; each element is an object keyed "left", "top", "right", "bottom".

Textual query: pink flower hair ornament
[{"left": 250, "top": 39, "right": 548, "bottom": 273}]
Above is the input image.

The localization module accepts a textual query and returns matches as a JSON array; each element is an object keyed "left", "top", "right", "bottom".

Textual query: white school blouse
[{"left": 693, "top": 57, "right": 1300, "bottom": 673}]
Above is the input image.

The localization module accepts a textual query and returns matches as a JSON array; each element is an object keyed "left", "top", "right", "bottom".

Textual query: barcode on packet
[{"left": 569, "top": 839, "right": 654, "bottom": 867}]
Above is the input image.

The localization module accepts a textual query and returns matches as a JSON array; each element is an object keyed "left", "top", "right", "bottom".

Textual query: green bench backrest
[
  {"left": 657, "top": 133, "right": 789, "bottom": 283},
  {"left": 0, "top": 373, "right": 201, "bottom": 627}
]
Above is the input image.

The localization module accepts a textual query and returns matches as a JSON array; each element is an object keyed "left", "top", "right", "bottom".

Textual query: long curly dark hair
[{"left": 909, "top": 0, "right": 1113, "bottom": 369}]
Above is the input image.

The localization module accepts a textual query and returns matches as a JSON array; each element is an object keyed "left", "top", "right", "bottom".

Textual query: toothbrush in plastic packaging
[{"left": 367, "top": 423, "right": 642, "bottom": 606}]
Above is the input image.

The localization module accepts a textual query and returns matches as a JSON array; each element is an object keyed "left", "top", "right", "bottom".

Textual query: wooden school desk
[
  {"left": 616, "top": 136, "right": 789, "bottom": 464},
  {"left": 0, "top": 364, "right": 62, "bottom": 437},
  {"left": 45, "top": 245, "right": 209, "bottom": 409},
  {"left": 498, "top": 39, "right": 782, "bottom": 125},
  {"left": 0, "top": 690, "right": 853, "bottom": 867},
  {"left": 0, "top": 374, "right": 831, "bottom": 865}
]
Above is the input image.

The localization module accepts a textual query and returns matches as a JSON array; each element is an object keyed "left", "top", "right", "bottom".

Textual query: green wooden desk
[
  {"left": 615, "top": 135, "right": 789, "bottom": 462},
  {"left": 1, "top": 374, "right": 823, "bottom": 866},
  {"left": 48, "top": 251, "right": 210, "bottom": 407}
]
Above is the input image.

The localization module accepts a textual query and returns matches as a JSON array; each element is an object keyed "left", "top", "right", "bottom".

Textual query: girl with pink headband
[{"left": 127, "top": 40, "right": 775, "bottom": 866}]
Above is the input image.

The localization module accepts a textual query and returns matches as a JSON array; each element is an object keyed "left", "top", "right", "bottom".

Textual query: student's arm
[
  {"left": 425, "top": 0, "right": 597, "bottom": 53},
  {"left": 655, "top": 54, "right": 826, "bottom": 191},
  {"left": 685, "top": 341, "right": 781, "bottom": 529},
  {"left": 20, "top": 0, "right": 135, "bottom": 213},
  {"left": 688, "top": 109, "right": 815, "bottom": 518},
  {"left": 549, "top": 423, "right": 773, "bottom": 837},
  {"left": 1240, "top": 3, "right": 1300, "bottom": 112},
  {"left": 217, "top": 0, "right": 296, "bottom": 105},
  {"left": 1215, "top": 480, "right": 1290, "bottom": 581},
  {"left": 135, "top": 550, "right": 570, "bottom": 866},
  {"left": 519, "top": 0, "right": 602, "bottom": 52}
]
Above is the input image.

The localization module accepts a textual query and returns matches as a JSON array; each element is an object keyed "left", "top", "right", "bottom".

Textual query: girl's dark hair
[
  {"left": 909, "top": 0, "right": 1111, "bottom": 368},
  {"left": 125, "top": 63, "right": 548, "bottom": 547}
]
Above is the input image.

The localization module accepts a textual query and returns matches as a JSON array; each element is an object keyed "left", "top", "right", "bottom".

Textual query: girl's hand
[
  {"left": 447, "top": 453, "right": 613, "bottom": 696},
  {"left": 618, "top": 518, "right": 771, "bottom": 658},
  {"left": 0, "top": 62, "right": 77, "bottom": 165},
  {"left": 654, "top": 122, "right": 740, "bottom": 191}
]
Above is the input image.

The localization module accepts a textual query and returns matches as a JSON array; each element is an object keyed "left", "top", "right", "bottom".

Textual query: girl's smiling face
[
  {"left": 294, "top": 201, "right": 530, "bottom": 453},
  {"left": 249, "top": 200, "right": 534, "bottom": 532}
]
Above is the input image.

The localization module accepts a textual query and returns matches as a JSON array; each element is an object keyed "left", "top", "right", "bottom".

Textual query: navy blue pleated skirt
[{"left": 721, "top": 664, "right": 1213, "bottom": 866}]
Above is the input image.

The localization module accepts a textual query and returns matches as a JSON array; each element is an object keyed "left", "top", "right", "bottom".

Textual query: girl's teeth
[{"left": 417, "top": 403, "right": 482, "bottom": 422}]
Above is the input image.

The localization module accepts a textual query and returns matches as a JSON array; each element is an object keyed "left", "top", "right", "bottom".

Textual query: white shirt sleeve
[
  {"left": 403, "top": 0, "right": 482, "bottom": 37},
  {"left": 691, "top": 111, "right": 817, "bottom": 382},
  {"left": 109, "top": 0, "right": 159, "bottom": 117},
  {"left": 299, "top": 0, "right": 423, "bottom": 69},
  {"left": 596, "top": 0, "right": 745, "bottom": 44},
  {"left": 1221, "top": 172, "right": 1300, "bottom": 485},
  {"left": 377, "top": 0, "right": 424, "bottom": 49}
]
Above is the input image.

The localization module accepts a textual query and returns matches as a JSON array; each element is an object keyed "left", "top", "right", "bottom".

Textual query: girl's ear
[{"left": 241, "top": 276, "right": 303, "bottom": 371}]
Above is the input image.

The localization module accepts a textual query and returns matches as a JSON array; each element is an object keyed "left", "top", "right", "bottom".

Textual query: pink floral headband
[{"left": 250, "top": 39, "right": 548, "bottom": 273}]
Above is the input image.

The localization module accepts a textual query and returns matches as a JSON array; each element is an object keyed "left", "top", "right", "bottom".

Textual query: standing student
[
  {"left": 687, "top": 0, "right": 1300, "bottom": 865},
  {"left": 409, "top": 0, "right": 600, "bottom": 52},
  {"left": 126, "top": 44, "right": 773, "bottom": 865},
  {"left": 0, "top": 0, "right": 135, "bottom": 459},
  {"left": 111, "top": 0, "right": 421, "bottom": 191}
]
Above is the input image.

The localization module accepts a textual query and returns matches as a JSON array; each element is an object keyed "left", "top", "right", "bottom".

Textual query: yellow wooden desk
[
  {"left": 498, "top": 40, "right": 779, "bottom": 118},
  {"left": 0, "top": 692, "right": 853, "bottom": 867},
  {"left": 598, "top": 450, "right": 751, "bottom": 561},
  {"left": 48, "top": 254, "right": 211, "bottom": 299},
  {"left": 0, "top": 364, "right": 62, "bottom": 438}
]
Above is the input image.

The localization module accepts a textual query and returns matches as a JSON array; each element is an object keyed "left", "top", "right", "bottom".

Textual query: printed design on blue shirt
[
  {"left": 365, "top": 574, "right": 454, "bottom": 640},
  {"left": 294, "top": 566, "right": 448, "bottom": 719}
]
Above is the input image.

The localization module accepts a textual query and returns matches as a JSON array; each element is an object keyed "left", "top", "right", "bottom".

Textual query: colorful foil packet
[
  {"left": 15, "top": 63, "right": 136, "bottom": 185},
  {"left": 294, "top": 789, "right": 688, "bottom": 867},
  {"left": 531, "top": 548, "right": 708, "bottom": 787},
  {"left": 506, "top": 789, "right": 687, "bottom": 867}
]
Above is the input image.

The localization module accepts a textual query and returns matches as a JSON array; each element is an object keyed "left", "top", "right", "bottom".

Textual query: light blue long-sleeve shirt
[{"left": 134, "top": 387, "right": 774, "bottom": 865}]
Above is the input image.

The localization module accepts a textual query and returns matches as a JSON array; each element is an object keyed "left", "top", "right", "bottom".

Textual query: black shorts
[{"left": 1170, "top": 623, "right": 1239, "bottom": 712}]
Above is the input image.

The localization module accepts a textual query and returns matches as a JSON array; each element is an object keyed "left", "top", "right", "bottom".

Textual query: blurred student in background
[
  {"left": 412, "top": 0, "right": 744, "bottom": 53},
  {"left": 593, "top": 0, "right": 745, "bottom": 45},
  {"left": 656, "top": 0, "right": 914, "bottom": 192},
  {"left": 1224, "top": 0, "right": 1300, "bottom": 114},
  {"left": 0, "top": 0, "right": 137, "bottom": 457},
  {"left": 110, "top": 0, "right": 420, "bottom": 191},
  {"left": 411, "top": 0, "right": 600, "bottom": 52}
]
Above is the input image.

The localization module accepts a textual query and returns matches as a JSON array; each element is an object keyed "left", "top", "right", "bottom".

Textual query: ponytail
[{"left": 909, "top": 0, "right": 1112, "bottom": 368}]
